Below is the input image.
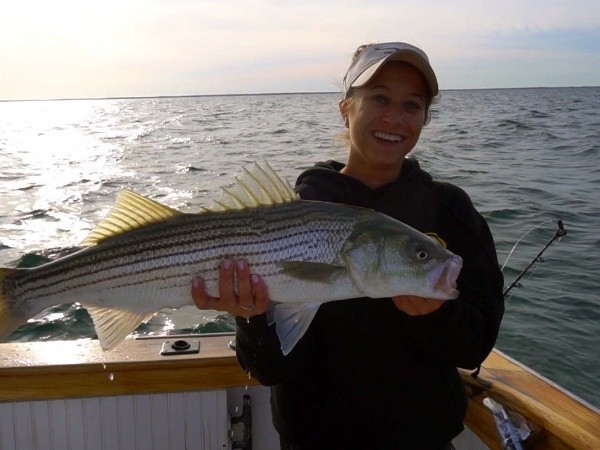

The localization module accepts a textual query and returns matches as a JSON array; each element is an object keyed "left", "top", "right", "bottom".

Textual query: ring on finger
[{"left": 240, "top": 304, "right": 255, "bottom": 311}]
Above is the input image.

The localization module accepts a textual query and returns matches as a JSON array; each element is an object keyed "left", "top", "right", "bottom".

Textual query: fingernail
[
  {"left": 237, "top": 260, "right": 247, "bottom": 271},
  {"left": 251, "top": 274, "right": 260, "bottom": 284},
  {"left": 222, "top": 259, "right": 232, "bottom": 269}
]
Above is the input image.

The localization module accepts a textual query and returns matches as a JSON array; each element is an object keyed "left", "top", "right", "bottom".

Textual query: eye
[
  {"left": 404, "top": 101, "right": 424, "bottom": 112},
  {"left": 415, "top": 248, "right": 429, "bottom": 261},
  {"left": 371, "top": 94, "right": 389, "bottom": 105},
  {"left": 408, "top": 240, "right": 433, "bottom": 262}
]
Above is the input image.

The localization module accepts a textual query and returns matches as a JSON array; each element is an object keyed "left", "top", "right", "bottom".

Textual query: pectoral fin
[
  {"left": 86, "top": 306, "right": 155, "bottom": 350},
  {"left": 267, "top": 302, "right": 321, "bottom": 356},
  {"left": 279, "top": 261, "right": 346, "bottom": 283}
]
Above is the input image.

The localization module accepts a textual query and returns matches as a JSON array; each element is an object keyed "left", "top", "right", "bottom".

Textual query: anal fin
[{"left": 85, "top": 306, "right": 155, "bottom": 350}]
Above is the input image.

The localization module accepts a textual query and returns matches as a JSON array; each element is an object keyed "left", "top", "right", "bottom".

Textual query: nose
[{"left": 382, "top": 107, "right": 404, "bottom": 126}]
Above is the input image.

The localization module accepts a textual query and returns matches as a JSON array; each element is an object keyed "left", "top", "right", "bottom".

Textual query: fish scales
[
  {"left": 20, "top": 200, "right": 349, "bottom": 283},
  {"left": 6, "top": 201, "right": 357, "bottom": 305}
]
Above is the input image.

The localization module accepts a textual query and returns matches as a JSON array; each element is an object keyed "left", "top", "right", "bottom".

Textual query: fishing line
[
  {"left": 501, "top": 219, "right": 555, "bottom": 272},
  {"left": 504, "top": 262, "right": 543, "bottom": 302},
  {"left": 503, "top": 220, "right": 567, "bottom": 298}
]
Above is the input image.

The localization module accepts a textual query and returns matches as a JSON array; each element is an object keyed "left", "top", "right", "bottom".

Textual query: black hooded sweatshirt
[{"left": 235, "top": 159, "right": 504, "bottom": 450}]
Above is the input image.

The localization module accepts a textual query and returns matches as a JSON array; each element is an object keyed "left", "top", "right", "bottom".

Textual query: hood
[{"left": 295, "top": 158, "right": 433, "bottom": 206}]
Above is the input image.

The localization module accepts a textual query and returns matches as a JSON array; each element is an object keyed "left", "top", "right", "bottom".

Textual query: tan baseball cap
[{"left": 343, "top": 42, "right": 438, "bottom": 98}]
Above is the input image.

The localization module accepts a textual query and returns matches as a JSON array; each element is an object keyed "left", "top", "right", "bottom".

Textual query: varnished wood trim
[
  {"left": 0, "top": 335, "right": 258, "bottom": 402},
  {"left": 460, "top": 350, "right": 600, "bottom": 450}
]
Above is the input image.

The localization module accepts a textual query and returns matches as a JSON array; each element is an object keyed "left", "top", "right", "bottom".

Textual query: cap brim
[{"left": 352, "top": 50, "right": 438, "bottom": 96}]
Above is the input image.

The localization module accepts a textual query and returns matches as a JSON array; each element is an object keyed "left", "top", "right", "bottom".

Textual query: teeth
[{"left": 374, "top": 131, "right": 402, "bottom": 142}]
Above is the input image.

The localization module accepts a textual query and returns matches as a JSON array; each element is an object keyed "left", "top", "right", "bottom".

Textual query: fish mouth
[{"left": 427, "top": 255, "right": 463, "bottom": 299}]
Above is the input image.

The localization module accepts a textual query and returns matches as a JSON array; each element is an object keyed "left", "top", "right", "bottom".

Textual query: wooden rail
[
  {"left": 1, "top": 338, "right": 598, "bottom": 449},
  {"left": 0, "top": 335, "right": 257, "bottom": 402},
  {"left": 460, "top": 350, "right": 600, "bottom": 450}
]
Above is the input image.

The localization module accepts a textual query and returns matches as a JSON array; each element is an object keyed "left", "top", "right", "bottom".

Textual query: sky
[{"left": 1, "top": 0, "right": 599, "bottom": 100}]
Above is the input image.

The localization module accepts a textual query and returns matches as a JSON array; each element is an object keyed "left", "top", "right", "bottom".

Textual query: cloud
[{"left": 0, "top": 0, "right": 598, "bottom": 99}]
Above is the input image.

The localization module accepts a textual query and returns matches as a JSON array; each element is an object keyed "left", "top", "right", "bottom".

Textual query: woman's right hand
[{"left": 191, "top": 259, "right": 269, "bottom": 319}]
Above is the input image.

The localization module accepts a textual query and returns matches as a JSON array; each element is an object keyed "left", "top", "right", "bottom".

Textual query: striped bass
[{"left": 0, "top": 162, "right": 462, "bottom": 355}]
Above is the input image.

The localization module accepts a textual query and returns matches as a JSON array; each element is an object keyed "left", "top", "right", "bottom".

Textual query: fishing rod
[
  {"left": 471, "top": 219, "right": 567, "bottom": 382},
  {"left": 503, "top": 219, "right": 567, "bottom": 297}
]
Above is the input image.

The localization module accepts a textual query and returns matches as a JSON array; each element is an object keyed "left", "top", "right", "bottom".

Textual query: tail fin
[{"left": 0, "top": 267, "right": 29, "bottom": 341}]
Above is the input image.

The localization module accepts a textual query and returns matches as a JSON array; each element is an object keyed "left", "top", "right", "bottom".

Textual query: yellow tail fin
[{"left": 0, "top": 267, "right": 28, "bottom": 341}]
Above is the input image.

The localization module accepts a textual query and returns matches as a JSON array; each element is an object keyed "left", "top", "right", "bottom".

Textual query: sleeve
[
  {"left": 236, "top": 313, "right": 326, "bottom": 385},
  {"left": 235, "top": 315, "right": 283, "bottom": 385},
  {"left": 396, "top": 187, "right": 505, "bottom": 369}
]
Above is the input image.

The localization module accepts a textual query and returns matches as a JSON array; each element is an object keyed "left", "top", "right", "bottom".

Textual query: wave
[
  {"left": 496, "top": 119, "right": 533, "bottom": 130},
  {"left": 17, "top": 183, "right": 42, "bottom": 191},
  {"left": 179, "top": 165, "right": 207, "bottom": 173},
  {"left": 15, "top": 209, "right": 50, "bottom": 222},
  {"left": 529, "top": 110, "right": 551, "bottom": 118},
  {"left": 573, "top": 146, "right": 599, "bottom": 157}
]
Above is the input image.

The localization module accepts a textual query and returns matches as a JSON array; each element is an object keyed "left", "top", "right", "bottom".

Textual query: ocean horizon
[{"left": 2, "top": 84, "right": 599, "bottom": 103}]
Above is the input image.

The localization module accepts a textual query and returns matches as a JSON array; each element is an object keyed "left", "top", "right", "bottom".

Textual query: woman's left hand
[{"left": 392, "top": 295, "right": 445, "bottom": 316}]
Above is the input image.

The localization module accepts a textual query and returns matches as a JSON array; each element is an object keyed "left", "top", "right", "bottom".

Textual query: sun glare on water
[{"left": 0, "top": 100, "right": 131, "bottom": 254}]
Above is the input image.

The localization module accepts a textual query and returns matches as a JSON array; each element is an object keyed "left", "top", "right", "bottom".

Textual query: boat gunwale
[{"left": 1, "top": 336, "right": 598, "bottom": 449}]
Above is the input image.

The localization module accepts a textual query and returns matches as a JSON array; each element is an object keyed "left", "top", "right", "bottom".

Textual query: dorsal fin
[
  {"left": 81, "top": 190, "right": 184, "bottom": 247},
  {"left": 209, "top": 162, "right": 299, "bottom": 211}
]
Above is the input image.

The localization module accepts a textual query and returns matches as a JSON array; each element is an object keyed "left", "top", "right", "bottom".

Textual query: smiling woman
[{"left": 340, "top": 61, "right": 431, "bottom": 188}]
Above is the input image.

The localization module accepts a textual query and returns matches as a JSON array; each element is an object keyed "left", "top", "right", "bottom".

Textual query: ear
[{"left": 339, "top": 99, "right": 349, "bottom": 128}]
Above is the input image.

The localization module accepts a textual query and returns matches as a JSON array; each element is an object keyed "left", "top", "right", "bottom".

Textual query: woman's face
[{"left": 341, "top": 61, "right": 429, "bottom": 172}]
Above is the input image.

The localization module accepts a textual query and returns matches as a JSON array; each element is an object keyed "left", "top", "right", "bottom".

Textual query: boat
[{"left": 1, "top": 333, "right": 598, "bottom": 449}]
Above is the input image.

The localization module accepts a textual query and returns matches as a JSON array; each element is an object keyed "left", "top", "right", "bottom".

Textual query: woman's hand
[
  {"left": 392, "top": 295, "right": 445, "bottom": 316},
  {"left": 191, "top": 259, "right": 269, "bottom": 319}
]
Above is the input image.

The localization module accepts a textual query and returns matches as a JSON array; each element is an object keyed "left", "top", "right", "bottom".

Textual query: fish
[{"left": 0, "top": 162, "right": 462, "bottom": 355}]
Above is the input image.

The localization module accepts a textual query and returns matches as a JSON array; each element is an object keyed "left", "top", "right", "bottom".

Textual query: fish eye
[
  {"left": 415, "top": 248, "right": 429, "bottom": 261},
  {"left": 408, "top": 240, "right": 432, "bottom": 262}
]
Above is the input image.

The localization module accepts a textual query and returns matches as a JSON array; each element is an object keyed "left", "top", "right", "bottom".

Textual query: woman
[{"left": 192, "top": 42, "right": 504, "bottom": 450}]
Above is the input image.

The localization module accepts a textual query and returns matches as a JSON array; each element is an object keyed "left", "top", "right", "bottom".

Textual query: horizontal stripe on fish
[
  {"left": 7, "top": 204, "right": 357, "bottom": 301},
  {"left": 18, "top": 201, "right": 351, "bottom": 272}
]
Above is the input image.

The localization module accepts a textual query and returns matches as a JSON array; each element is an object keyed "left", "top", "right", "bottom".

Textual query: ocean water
[{"left": 0, "top": 88, "right": 598, "bottom": 408}]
